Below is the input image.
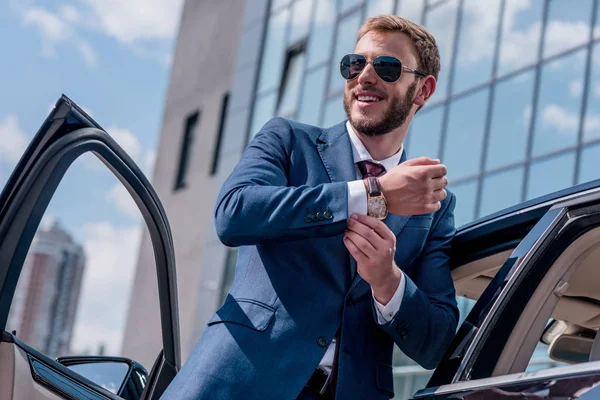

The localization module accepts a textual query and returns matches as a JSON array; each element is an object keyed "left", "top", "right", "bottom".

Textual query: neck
[{"left": 353, "top": 120, "right": 410, "bottom": 161}]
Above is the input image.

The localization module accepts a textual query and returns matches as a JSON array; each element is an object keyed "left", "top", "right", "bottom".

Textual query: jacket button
[
  {"left": 317, "top": 336, "right": 329, "bottom": 347},
  {"left": 324, "top": 211, "right": 333, "bottom": 220},
  {"left": 346, "top": 297, "right": 354, "bottom": 306},
  {"left": 304, "top": 215, "right": 312, "bottom": 223},
  {"left": 316, "top": 212, "right": 325, "bottom": 221}
]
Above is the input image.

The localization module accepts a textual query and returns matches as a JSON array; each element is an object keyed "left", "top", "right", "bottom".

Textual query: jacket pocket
[
  {"left": 207, "top": 299, "right": 275, "bottom": 332},
  {"left": 376, "top": 362, "right": 395, "bottom": 398}
]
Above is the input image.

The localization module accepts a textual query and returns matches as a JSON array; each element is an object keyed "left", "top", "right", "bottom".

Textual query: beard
[{"left": 343, "top": 81, "right": 417, "bottom": 137}]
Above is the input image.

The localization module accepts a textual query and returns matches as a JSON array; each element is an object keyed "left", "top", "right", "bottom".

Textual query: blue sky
[{"left": 0, "top": 0, "right": 183, "bottom": 357}]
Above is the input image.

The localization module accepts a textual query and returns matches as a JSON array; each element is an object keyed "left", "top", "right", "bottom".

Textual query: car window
[{"left": 5, "top": 153, "right": 161, "bottom": 371}]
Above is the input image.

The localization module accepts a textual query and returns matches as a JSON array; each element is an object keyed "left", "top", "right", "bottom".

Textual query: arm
[{"left": 215, "top": 118, "right": 349, "bottom": 247}]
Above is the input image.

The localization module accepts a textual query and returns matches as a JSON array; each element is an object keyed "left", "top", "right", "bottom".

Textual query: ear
[{"left": 414, "top": 75, "right": 436, "bottom": 106}]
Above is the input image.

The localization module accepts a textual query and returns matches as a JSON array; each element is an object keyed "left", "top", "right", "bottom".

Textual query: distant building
[{"left": 7, "top": 220, "right": 86, "bottom": 358}]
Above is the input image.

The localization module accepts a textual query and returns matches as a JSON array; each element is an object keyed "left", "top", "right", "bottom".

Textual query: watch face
[{"left": 368, "top": 197, "right": 388, "bottom": 219}]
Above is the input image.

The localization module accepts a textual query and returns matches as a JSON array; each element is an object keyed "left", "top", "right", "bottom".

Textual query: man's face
[{"left": 343, "top": 30, "right": 420, "bottom": 137}]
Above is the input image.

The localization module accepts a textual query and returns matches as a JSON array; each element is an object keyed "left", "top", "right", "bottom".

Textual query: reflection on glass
[
  {"left": 452, "top": 0, "right": 501, "bottom": 94},
  {"left": 271, "top": 0, "right": 290, "bottom": 12},
  {"left": 249, "top": 92, "right": 277, "bottom": 139},
  {"left": 497, "top": 0, "right": 543, "bottom": 77},
  {"left": 67, "top": 362, "right": 129, "bottom": 394},
  {"left": 526, "top": 151, "right": 575, "bottom": 200},
  {"left": 366, "top": 0, "right": 394, "bottom": 17},
  {"left": 278, "top": 49, "right": 307, "bottom": 118},
  {"left": 257, "top": 9, "right": 290, "bottom": 94},
  {"left": 322, "top": 96, "right": 346, "bottom": 127},
  {"left": 289, "top": 0, "right": 314, "bottom": 45},
  {"left": 341, "top": 0, "right": 363, "bottom": 13},
  {"left": 449, "top": 180, "right": 478, "bottom": 227},
  {"left": 298, "top": 66, "right": 328, "bottom": 126},
  {"left": 583, "top": 43, "right": 600, "bottom": 143},
  {"left": 397, "top": 0, "right": 425, "bottom": 24},
  {"left": 424, "top": 0, "right": 459, "bottom": 101},
  {"left": 444, "top": 88, "right": 489, "bottom": 181},
  {"left": 406, "top": 106, "right": 444, "bottom": 160},
  {"left": 307, "top": 0, "right": 336, "bottom": 68},
  {"left": 329, "top": 12, "right": 363, "bottom": 95},
  {"left": 479, "top": 167, "right": 524, "bottom": 218},
  {"left": 486, "top": 70, "right": 535, "bottom": 170},
  {"left": 578, "top": 143, "right": 600, "bottom": 185},
  {"left": 532, "top": 49, "right": 586, "bottom": 157},
  {"left": 543, "top": 0, "right": 592, "bottom": 59}
]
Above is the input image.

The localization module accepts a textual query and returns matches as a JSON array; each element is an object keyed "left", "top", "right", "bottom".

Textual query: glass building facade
[{"left": 217, "top": 0, "right": 600, "bottom": 397}]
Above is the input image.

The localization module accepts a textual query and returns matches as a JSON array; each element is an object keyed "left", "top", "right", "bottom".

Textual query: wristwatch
[{"left": 365, "top": 177, "right": 388, "bottom": 220}]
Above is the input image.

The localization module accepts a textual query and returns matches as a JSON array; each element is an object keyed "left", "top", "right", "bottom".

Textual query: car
[{"left": 1, "top": 95, "right": 600, "bottom": 399}]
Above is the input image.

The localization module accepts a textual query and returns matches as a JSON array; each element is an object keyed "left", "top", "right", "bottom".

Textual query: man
[{"left": 163, "top": 15, "right": 458, "bottom": 400}]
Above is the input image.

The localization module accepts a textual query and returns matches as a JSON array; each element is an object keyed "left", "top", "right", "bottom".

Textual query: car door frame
[{"left": 0, "top": 95, "right": 180, "bottom": 399}]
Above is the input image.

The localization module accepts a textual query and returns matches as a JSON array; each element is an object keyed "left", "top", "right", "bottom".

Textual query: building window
[
  {"left": 174, "top": 111, "right": 199, "bottom": 191},
  {"left": 277, "top": 41, "right": 307, "bottom": 118},
  {"left": 210, "top": 93, "right": 229, "bottom": 176},
  {"left": 219, "top": 248, "right": 238, "bottom": 305}
]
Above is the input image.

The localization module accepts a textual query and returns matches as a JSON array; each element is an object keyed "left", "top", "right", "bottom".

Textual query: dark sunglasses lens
[
  {"left": 341, "top": 54, "right": 366, "bottom": 80},
  {"left": 373, "top": 56, "right": 402, "bottom": 82}
]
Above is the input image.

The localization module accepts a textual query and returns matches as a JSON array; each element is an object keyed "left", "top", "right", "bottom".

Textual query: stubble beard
[{"left": 344, "top": 81, "right": 417, "bottom": 137}]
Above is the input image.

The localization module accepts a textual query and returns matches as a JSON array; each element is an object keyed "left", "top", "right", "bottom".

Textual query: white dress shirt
[{"left": 318, "top": 121, "right": 407, "bottom": 373}]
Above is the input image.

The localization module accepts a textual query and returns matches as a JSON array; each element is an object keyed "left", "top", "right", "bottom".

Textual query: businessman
[{"left": 163, "top": 14, "right": 458, "bottom": 400}]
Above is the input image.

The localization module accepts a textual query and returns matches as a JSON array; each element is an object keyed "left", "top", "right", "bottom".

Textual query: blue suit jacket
[{"left": 162, "top": 118, "right": 458, "bottom": 400}]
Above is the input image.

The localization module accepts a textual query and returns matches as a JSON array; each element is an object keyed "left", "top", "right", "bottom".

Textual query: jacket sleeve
[
  {"left": 215, "top": 118, "right": 349, "bottom": 247},
  {"left": 374, "top": 193, "right": 459, "bottom": 370}
]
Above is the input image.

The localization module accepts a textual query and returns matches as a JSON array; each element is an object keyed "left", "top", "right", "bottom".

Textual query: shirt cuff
[
  {"left": 347, "top": 180, "right": 367, "bottom": 216},
  {"left": 373, "top": 271, "right": 406, "bottom": 324}
]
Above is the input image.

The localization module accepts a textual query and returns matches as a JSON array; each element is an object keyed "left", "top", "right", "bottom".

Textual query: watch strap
[{"left": 366, "top": 177, "right": 382, "bottom": 196}]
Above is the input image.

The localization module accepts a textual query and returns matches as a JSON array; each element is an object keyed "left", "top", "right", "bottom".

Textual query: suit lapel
[{"left": 316, "top": 121, "right": 356, "bottom": 184}]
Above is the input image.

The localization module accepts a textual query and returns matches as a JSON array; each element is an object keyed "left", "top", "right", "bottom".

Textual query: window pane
[
  {"left": 449, "top": 180, "right": 478, "bottom": 227},
  {"left": 532, "top": 49, "right": 586, "bottom": 157},
  {"left": 578, "top": 143, "right": 600, "bottom": 185},
  {"left": 271, "top": 0, "right": 290, "bottom": 11},
  {"left": 526, "top": 151, "right": 575, "bottom": 200},
  {"left": 249, "top": 92, "right": 277, "bottom": 139},
  {"left": 277, "top": 49, "right": 307, "bottom": 117},
  {"left": 424, "top": 0, "right": 459, "bottom": 102},
  {"left": 452, "top": 0, "right": 501, "bottom": 94},
  {"left": 397, "top": 0, "right": 425, "bottom": 24},
  {"left": 479, "top": 167, "right": 524, "bottom": 218},
  {"left": 257, "top": 9, "right": 291, "bottom": 94},
  {"left": 498, "top": 0, "right": 544, "bottom": 77},
  {"left": 366, "top": 0, "right": 394, "bottom": 17},
  {"left": 406, "top": 106, "right": 443, "bottom": 160},
  {"left": 298, "top": 66, "right": 327, "bottom": 125},
  {"left": 486, "top": 70, "right": 535, "bottom": 170},
  {"left": 341, "top": 0, "right": 363, "bottom": 13},
  {"left": 307, "top": 0, "right": 336, "bottom": 68},
  {"left": 444, "top": 89, "right": 489, "bottom": 181},
  {"left": 329, "top": 12, "right": 363, "bottom": 95},
  {"left": 543, "top": 0, "right": 592, "bottom": 59},
  {"left": 289, "top": 0, "right": 314, "bottom": 45},
  {"left": 583, "top": 43, "right": 600, "bottom": 143},
  {"left": 322, "top": 96, "right": 346, "bottom": 127}
]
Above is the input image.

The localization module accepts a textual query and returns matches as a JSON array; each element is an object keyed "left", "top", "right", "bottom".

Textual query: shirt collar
[{"left": 346, "top": 120, "right": 404, "bottom": 172}]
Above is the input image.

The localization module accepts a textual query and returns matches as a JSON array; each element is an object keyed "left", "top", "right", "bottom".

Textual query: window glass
[
  {"left": 526, "top": 151, "right": 575, "bottom": 200},
  {"left": 277, "top": 46, "right": 307, "bottom": 118},
  {"left": 486, "top": 70, "right": 535, "bottom": 171},
  {"left": 340, "top": 0, "right": 363, "bottom": 13},
  {"left": 249, "top": 92, "right": 277, "bottom": 139},
  {"left": 543, "top": 0, "right": 592, "bottom": 60},
  {"left": 406, "top": 106, "right": 444, "bottom": 160},
  {"left": 532, "top": 49, "right": 586, "bottom": 158},
  {"left": 257, "top": 9, "right": 291, "bottom": 94},
  {"left": 452, "top": 0, "right": 502, "bottom": 94},
  {"left": 175, "top": 111, "right": 199, "bottom": 190},
  {"left": 577, "top": 143, "right": 600, "bottom": 185},
  {"left": 298, "top": 66, "right": 328, "bottom": 126},
  {"left": 307, "top": 0, "right": 336, "bottom": 68},
  {"left": 271, "top": 0, "right": 290, "bottom": 12},
  {"left": 583, "top": 43, "right": 600, "bottom": 143},
  {"left": 449, "top": 180, "right": 478, "bottom": 227},
  {"left": 288, "top": 0, "right": 314, "bottom": 45},
  {"left": 497, "top": 0, "right": 544, "bottom": 77},
  {"left": 366, "top": 0, "right": 394, "bottom": 17},
  {"left": 329, "top": 12, "right": 363, "bottom": 95},
  {"left": 479, "top": 167, "right": 524, "bottom": 218},
  {"left": 444, "top": 88, "right": 489, "bottom": 181},
  {"left": 396, "top": 0, "right": 425, "bottom": 24},
  {"left": 424, "top": 0, "right": 459, "bottom": 102},
  {"left": 322, "top": 96, "right": 346, "bottom": 128}
]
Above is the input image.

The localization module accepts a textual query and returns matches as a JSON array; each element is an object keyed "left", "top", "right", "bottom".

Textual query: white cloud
[
  {"left": 542, "top": 104, "right": 579, "bottom": 134},
  {"left": 107, "top": 127, "right": 142, "bottom": 163},
  {"left": 569, "top": 80, "right": 583, "bottom": 97},
  {"left": 0, "top": 114, "right": 28, "bottom": 165},
  {"left": 59, "top": 5, "right": 81, "bottom": 23},
  {"left": 107, "top": 184, "right": 140, "bottom": 218},
  {"left": 144, "top": 150, "right": 157, "bottom": 178},
  {"left": 77, "top": 41, "right": 97, "bottom": 66},
  {"left": 70, "top": 222, "right": 143, "bottom": 355}
]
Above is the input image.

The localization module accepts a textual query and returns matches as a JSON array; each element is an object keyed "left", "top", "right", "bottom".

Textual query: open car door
[{"left": 0, "top": 95, "right": 180, "bottom": 399}]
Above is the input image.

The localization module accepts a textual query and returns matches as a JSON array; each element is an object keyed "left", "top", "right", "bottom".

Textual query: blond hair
[{"left": 357, "top": 15, "right": 440, "bottom": 80}]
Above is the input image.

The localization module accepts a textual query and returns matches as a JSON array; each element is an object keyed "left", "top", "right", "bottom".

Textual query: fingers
[
  {"left": 421, "top": 164, "right": 447, "bottom": 179},
  {"left": 348, "top": 214, "right": 396, "bottom": 242},
  {"left": 344, "top": 229, "right": 377, "bottom": 256},
  {"left": 431, "top": 176, "right": 449, "bottom": 191},
  {"left": 403, "top": 156, "right": 440, "bottom": 166},
  {"left": 343, "top": 235, "right": 368, "bottom": 264}
]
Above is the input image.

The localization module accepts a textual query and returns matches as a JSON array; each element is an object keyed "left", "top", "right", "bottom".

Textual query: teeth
[{"left": 357, "top": 96, "right": 380, "bottom": 102}]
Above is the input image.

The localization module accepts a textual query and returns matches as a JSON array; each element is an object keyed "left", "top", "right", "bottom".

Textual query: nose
[{"left": 357, "top": 62, "right": 378, "bottom": 86}]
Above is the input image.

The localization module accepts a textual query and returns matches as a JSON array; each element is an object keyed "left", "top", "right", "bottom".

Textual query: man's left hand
[{"left": 343, "top": 214, "right": 402, "bottom": 305}]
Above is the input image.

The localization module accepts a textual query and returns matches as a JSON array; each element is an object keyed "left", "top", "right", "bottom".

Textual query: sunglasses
[{"left": 340, "top": 54, "right": 427, "bottom": 83}]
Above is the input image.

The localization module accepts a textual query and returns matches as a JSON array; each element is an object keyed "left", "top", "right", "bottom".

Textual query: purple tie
[{"left": 357, "top": 160, "right": 386, "bottom": 178}]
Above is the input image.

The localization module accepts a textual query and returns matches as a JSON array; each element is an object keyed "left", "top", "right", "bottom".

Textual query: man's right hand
[{"left": 378, "top": 157, "right": 448, "bottom": 216}]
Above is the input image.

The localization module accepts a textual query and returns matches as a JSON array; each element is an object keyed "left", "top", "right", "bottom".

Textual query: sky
[{"left": 0, "top": 0, "right": 183, "bottom": 356}]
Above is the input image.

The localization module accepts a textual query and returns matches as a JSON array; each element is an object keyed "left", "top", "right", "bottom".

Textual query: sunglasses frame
[{"left": 340, "top": 53, "right": 428, "bottom": 83}]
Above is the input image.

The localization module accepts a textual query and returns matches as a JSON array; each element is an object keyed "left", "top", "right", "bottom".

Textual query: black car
[{"left": 1, "top": 96, "right": 600, "bottom": 399}]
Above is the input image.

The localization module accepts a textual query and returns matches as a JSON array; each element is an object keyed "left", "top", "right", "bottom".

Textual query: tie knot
[{"left": 357, "top": 160, "right": 386, "bottom": 178}]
